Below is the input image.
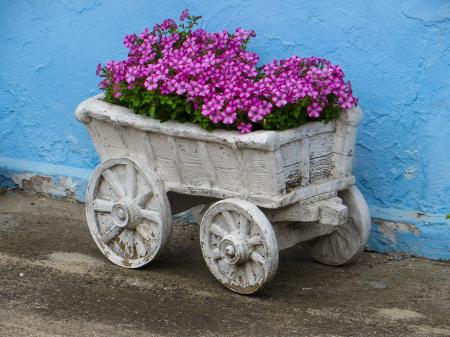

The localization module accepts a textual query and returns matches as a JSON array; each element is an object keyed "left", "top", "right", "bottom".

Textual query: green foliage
[
  {"left": 259, "top": 94, "right": 341, "bottom": 131},
  {"left": 260, "top": 98, "right": 310, "bottom": 131},
  {"left": 107, "top": 85, "right": 194, "bottom": 123},
  {"left": 104, "top": 87, "right": 343, "bottom": 133},
  {"left": 105, "top": 84, "right": 218, "bottom": 130},
  {"left": 317, "top": 94, "right": 342, "bottom": 123},
  {"left": 105, "top": 84, "right": 342, "bottom": 131}
]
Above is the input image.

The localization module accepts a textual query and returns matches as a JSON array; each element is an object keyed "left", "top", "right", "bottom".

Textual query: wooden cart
[{"left": 75, "top": 95, "right": 370, "bottom": 294}]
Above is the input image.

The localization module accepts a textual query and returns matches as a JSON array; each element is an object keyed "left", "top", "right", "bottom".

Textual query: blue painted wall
[{"left": 0, "top": 0, "right": 449, "bottom": 259}]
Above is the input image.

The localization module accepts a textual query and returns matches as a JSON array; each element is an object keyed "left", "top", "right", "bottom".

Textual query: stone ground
[{"left": 0, "top": 190, "right": 449, "bottom": 337}]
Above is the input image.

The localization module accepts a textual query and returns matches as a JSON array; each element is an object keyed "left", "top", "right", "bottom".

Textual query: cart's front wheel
[
  {"left": 200, "top": 199, "right": 278, "bottom": 294},
  {"left": 303, "top": 186, "right": 371, "bottom": 266},
  {"left": 86, "top": 158, "right": 172, "bottom": 268}
]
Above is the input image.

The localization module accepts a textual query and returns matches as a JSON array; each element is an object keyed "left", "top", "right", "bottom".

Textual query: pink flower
[
  {"left": 223, "top": 113, "right": 236, "bottom": 125},
  {"left": 144, "top": 76, "right": 159, "bottom": 90},
  {"left": 180, "top": 9, "right": 189, "bottom": 21},
  {"left": 307, "top": 101, "right": 323, "bottom": 118},
  {"left": 161, "top": 19, "right": 177, "bottom": 31},
  {"left": 123, "top": 34, "right": 136, "bottom": 48},
  {"left": 153, "top": 23, "right": 161, "bottom": 33},
  {"left": 237, "top": 122, "right": 252, "bottom": 134}
]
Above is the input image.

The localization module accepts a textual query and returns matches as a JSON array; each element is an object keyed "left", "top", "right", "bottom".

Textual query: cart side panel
[
  {"left": 309, "top": 133, "right": 334, "bottom": 158},
  {"left": 240, "top": 148, "right": 283, "bottom": 198},
  {"left": 309, "top": 131, "right": 334, "bottom": 183},
  {"left": 310, "top": 154, "right": 333, "bottom": 183},
  {"left": 278, "top": 128, "right": 336, "bottom": 191},
  {"left": 331, "top": 107, "right": 362, "bottom": 178},
  {"left": 144, "top": 132, "right": 183, "bottom": 186},
  {"left": 86, "top": 117, "right": 345, "bottom": 200},
  {"left": 161, "top": 136, "right": 283, "bottom": 198},
  {"left": 171, "top": 137, "right": 214, "bottom": 187},
  {"left": 200, "top": 142, "right": 241, "bottom": 193},
  {"left": 277, "top": 107, "right": 362, "bottom": 192},
  {"left": 279, "top": 138, "right": 310, "bottom": 191},
  {"left": 86, "top": 120, "right": 128, "bottom": 161},
  {"left": 140, "top": 130, "right": 283, "bottom": 199}
]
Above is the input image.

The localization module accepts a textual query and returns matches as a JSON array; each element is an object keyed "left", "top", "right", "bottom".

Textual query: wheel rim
[
  {"left": 86, "top": 158, "right": 171, "bottom": 268},
  {"left": 200, "top": 199, "right": 278, "bottom": 294},
  {"left": 304, "top": 186, "right": 371, "bottom": 266}
]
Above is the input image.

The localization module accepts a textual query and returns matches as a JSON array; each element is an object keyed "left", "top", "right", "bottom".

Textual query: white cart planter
[{"left": 75, "top": 95, "right": 370, "bottom": 294}]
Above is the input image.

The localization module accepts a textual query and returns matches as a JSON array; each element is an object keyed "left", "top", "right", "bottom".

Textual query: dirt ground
[{"left": 0, "top": 190, "right": 448, "bottom": 337}]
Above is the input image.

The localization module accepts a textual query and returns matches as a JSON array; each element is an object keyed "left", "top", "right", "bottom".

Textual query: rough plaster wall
[{"left": 0, "top": 0, "right": 449, "bottom": 259}]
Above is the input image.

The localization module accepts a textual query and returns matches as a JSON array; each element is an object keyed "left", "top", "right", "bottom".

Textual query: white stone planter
[{"left": 75, "top": 95, "right": 371, "bottom": 294}]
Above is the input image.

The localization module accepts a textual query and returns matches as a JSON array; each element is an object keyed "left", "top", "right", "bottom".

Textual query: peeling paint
[
  {"left": 403, "top": 167, "right": 416, "bottom": 181},
  {"left": 12, "top": 174, "right": 76, "bottom": 199},
  {"left": 368, "top": 206, "right": 450, "bottom": 260},
  {"left": 373, "top": 219, "right": 420, "bottom": 244},
  {"left": 0, "top": 156, "right": 90, "bottom": 201}
]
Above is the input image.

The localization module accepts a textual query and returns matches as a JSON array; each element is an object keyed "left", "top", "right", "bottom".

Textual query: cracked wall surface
[{"left": 0, "top": 0, "right": 449, "bottom": 259}]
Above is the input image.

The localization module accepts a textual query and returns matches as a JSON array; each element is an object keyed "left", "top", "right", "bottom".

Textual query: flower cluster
[{"left": 97, "top": 10, "right": 357, "bottom": 133}]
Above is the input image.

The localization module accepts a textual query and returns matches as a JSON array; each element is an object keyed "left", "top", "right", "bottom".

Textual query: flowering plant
[{"left": 97, "top": 10, "right": 357, "bottom": 133}]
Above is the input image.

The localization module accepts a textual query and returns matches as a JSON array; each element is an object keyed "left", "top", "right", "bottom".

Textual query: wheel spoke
[
  {"left": 139, "top": 209, "right": 161, "bottom": 225},
  {"left": 134, "top": 231, "right": 147, "bottom": 257},
  {"left": 136, "top": 222, "right": 157, "bottom": 241},
  {"left": 238, "top": 265, "right": 248, "bottom": 285},
  {"left": 220, "top": 260, "right": 237, "bottom": 278},
  {"left": 102, "top": 169, "right": 126, "bottom": 199},
  {"left": 221, "top": 211, "right": 237, "bottom": 231},
  {"left": 328, "top": 235, "right": 340, "bottom": 260},
  {"left": 250, "top": 251, "right": 265, "bottom": 265},
  {"left": 239, "top": 214, "right": 250, "bottom": 235},
  {"left": 247, "top": 235, "right": 263, "bottom": 246},
  {"left": 93, "top": 199, "right": 114, "bottom": 213},
  {"left": 229, "top": 264, "right": 238, "bottom": 279},
  {"left": 337, "top": 227, "right": 354, "bottom": 246},
  {"left": 210, "top": 248, "right": 221, "bottom": 260},
  {"left": 126, "top": 163, "right": 136, "bottom": 198},
  {"left": 119, "top": 230, "right": 135, "bottom": 257},
  {"left": 111, "top": 240, "right": 122, "bottom": 255},
  {"left": 210, "top": 222, "right": 228, "bottom": 238},
  {"left": 244, "top": 262, "right": 255, "bottom": 284},
  {"left": 102, "top": 225, "right": 122, "bottom": 244},
  {"left": 335, "top": 229, "right": 356, "bottom": 260},
  {"left": 135, "top": 189, "right": 154, "bottom": 207}
]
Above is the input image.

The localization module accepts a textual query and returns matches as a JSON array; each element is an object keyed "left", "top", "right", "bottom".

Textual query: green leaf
[{"left": 148, "top": 105, "right": 156, "bottom": 118}]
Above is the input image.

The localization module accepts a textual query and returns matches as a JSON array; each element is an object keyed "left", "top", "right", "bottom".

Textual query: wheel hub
[
  {"left": 111, "top": 202, "right": 130, "bottom": 228},
  {"left": 224, "top": 244, "right": 236, "bottom": 259},
  {"left": 219, "top": 235, "right": 249, "bottom": 265}
]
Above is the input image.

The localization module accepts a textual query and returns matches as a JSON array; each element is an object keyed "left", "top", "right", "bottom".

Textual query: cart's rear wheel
[
  {"left": 303, "top": 186, "right": 371, "bottom": 266},
  {"left": 200, "top": 199, "right": 278, "bottom": 294},
  {"left": 86, "top": 158, "right": 172, "bottom": 268}
]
